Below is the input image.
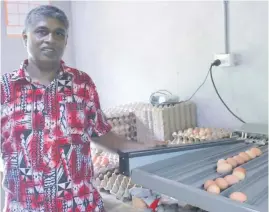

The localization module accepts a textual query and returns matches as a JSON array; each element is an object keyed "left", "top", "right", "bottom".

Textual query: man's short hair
[{"left": 24, "top": 5, "right": 69, "bottom": 33}]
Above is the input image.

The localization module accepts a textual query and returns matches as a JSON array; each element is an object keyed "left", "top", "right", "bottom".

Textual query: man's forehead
[{"left": 31, "top": 17, "right": 67, "bottom": 30}]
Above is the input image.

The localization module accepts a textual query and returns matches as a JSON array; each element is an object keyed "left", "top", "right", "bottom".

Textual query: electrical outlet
[{"left": 214, "top": 53, "right": 235, "bottom": 67}]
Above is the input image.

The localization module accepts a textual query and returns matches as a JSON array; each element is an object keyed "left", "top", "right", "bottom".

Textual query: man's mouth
[{"left": 41, "top": 47, "right": 56, "bottom": 52}]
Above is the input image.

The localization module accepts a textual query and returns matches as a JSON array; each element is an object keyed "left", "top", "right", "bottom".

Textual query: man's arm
[
  {"left": 85, "top": 75, "right": 166, "bottom": 152},
  {"left": 91, "top": 131, "right": 150, "bottom": 152}
]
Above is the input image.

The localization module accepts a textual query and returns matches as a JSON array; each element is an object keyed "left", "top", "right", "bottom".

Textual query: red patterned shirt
[{"left": 1, "top": 60, "right": 111, "bottom": 212}]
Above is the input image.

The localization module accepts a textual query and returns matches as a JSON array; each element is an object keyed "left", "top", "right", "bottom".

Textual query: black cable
[
  {"left": 210, "top": 60, "right": 246, "bottom": 123},
  {"left": 184, "top": 68, "right": 211, "bottom": 102}
]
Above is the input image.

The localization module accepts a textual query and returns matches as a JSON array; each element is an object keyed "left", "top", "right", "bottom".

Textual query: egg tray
[
  {"left": 106, "top": 113, "right": 137, "bottom": 141},
  {"left": 135, "top": 102, "right": 197, "bottom": 143},
  {"left": 91, "top": 149, "right": 120, "bottom": 179},
  {"left": 94, "top": 171, "right": 141, "bottom": 202},
  {"left": 166, "top": 128, "right": 231, "bottom": 147},
  {"left": 103, "top": 101, "right": 197, "bottom": 144},
  {"left": 103, "top": 103, "right": 142, "bottom": 142},
  {"left": 131, "top": 142, "right": 268, "bottom": 212}
]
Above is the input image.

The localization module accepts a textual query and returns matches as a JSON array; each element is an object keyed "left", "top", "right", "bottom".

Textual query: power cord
[
  {"left": 183, "top": 59, "right": 245, "bottom": 123},
  {"left": 184, "top": 67, "right": 211, "bottom": 102},
  {"left": 210, "top": 59, "right": 246, "bottom": 123},
  {"left": 150, "top": 60, "right": 246, "bottom": 124}
]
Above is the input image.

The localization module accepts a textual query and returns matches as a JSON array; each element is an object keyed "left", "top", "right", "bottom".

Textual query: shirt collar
[{"left": 10, "top": 59, "right": 66, "bottom": 81}]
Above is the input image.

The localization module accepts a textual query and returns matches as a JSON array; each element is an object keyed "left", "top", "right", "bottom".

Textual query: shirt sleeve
[{"left": 85, "top": 78, "right": 112, "bottom": 138}]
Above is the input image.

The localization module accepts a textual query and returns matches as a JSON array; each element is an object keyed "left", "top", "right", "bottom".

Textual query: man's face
[{"left": 23, "top": 17, "right": 68, "bottom": 64}]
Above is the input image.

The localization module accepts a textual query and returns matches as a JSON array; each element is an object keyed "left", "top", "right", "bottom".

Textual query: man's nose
[{"left": 44, "top": 33, "right": 56, "bottom": 43}]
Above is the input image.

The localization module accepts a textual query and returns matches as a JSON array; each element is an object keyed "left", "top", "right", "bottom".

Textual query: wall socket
[{"left": 214, "top": 53, "right": 235, "bottom": 67}]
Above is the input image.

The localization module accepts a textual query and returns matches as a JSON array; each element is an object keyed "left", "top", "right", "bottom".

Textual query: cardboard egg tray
[
  {"left": 91, "top": 148, "right": 119, "bottom": 178},
  {"left": 104, "top": 106, "right": 137, "bottom": 141},
  {"left": 94, "top": 171, "right": 142, "bottom": 201},
  {"left": 103, "top": 101, "right": 197, "bottom": 144},
  {"left": 131, "top": 142, "right": 268, "bottom": 212},
  {"left": 167, "top": 127, "right": 231, "bottom": 146}
]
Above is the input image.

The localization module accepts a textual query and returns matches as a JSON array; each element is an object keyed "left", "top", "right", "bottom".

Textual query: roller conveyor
[
  {"left": 131, "top": 142, "right": 268, "bottom": 212},
  {"left": 118, "top": 138, "right": 245, "bottom": 176}
]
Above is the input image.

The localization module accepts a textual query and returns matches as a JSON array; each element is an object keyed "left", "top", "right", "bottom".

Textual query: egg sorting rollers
[{"left": 131, "top": 141, "right": 268, "bottom": 212}]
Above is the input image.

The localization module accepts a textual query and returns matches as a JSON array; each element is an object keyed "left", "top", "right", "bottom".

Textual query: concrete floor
[
  {"left": 102, "top": 193, "right": 142, "bottom": 212},
  {"left": 101, "top": 193, "right": 205, "bottom": 212}
]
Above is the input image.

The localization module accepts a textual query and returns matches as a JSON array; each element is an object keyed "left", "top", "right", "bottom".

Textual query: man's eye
[
  {"left": 56, "top": 31, "right": 65, "bottom": 37},
  {"left": 36, "top": 30, "right": 48, "bottom": 35}
]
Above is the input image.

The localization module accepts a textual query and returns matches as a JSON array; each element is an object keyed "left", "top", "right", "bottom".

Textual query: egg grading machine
[{"left": 129, "top": 123, "right": 268, "bottom": 212}]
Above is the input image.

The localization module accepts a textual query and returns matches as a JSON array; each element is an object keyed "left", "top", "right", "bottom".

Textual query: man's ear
[
  {"left": 65, "top": 35, "right": 68, "bottom": 46},
  {"left": 22, "top": 30, "right": 27, "bottom": 47}
]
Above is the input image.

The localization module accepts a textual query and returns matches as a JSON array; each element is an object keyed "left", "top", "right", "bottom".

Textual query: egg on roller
[
  {"left": 215, "top": 178, "right": 229, "bottom": 190},
  {"left": 233, "top": 167, "right": 246, "bottom": 174},
  {"left": 233, "top": 170, "right": 246, "bottom": 181},
  {"left": 217, "top": 159, "right": 227, "bottom": 165},
  {"left": 238, "top": 152, "right": 251, "bottom": 162},
  {"left": 226, "top": 158, "right": 238, "bottom": 168},
  {"left": 245, "top": 150, "right": 256, "bottom": 159},
  {"left": 224, "top": 175, "right": 239, "bottom": 186},
  {"left": 229, "top": 192, "right": 247, "bottom": 203},
  {"left": 233, "top": 155, "right": 245, "bottom": 165},
  {"left": 204, "top": 180, "right": 216, "bottom": 190},
  {"left": 217, "top": 163, "right": 233, "bottom": 174},
  {"left": 250, "top": 147, "right": 262, "bottom": 156},
  {"left": 207, "top": 184, "right": 220, "bottom": 194}
]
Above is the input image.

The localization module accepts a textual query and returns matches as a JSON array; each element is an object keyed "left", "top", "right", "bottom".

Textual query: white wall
[
  {"left": 1, "top": 1, "right": 75, "bottom": 74},
  {"left": 71, "top": 1, "right": 268, "bottom": 129}
]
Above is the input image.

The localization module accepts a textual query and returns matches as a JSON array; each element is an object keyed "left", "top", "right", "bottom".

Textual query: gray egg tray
[{"left": 131, "top": 142, "right": 268, "bottom": 212}]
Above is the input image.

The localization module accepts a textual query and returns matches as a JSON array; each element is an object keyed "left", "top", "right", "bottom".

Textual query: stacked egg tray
[
  {"left": 166, "top": 127, "right": 231, "bottom": 146},
  {"left": 131, "top": 141, "right": 268, "bottom": 212},
  {"left": 103, "top": 101, "right": 197, "bottom": 143},
  {"left": 104, "top": 107, "right": 137, "bottom": 141},
  {"left": 91, "top": 146, "right": 142, "bottom": 201},
  {"left": 93, "top": 170, "right": 143, "bottom": 202},
  {"left": 91, "top": 146, "right": 120, "bottom": 179}
]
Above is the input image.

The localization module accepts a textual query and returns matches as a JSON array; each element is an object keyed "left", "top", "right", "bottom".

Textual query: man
[{"left": 1, "top": 5, "right": 130, "bottom": 212}]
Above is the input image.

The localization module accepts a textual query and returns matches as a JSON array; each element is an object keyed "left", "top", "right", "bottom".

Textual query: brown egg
[
  {"left": 217, "top": 159, "right": 227, "bottom": 165},
  {"left": 92, "top": 155, "right": 98, "bottom": 163},
  {"left": 217, "top": 163, "right": 233, "bottom": 174},
  {"left": 207, "top": 184, "right": 220, "bottom": 194},
  {"left": 238, "top": 152, "right": 251, "bottom": 162},
  {"left": 229, "top": 192, "right": 247, "bottom": 203},
  {"left": 233, "top": 170, "right": 246, "bottom": 181},
  {"left": 226, "top": 158, "right": 238, "bottom": 168},
  {"left": 204, "top": 180, "right": 216, "bottom": 190},
  {"left": 251, "top": 147, "right": 262, "bottom": 156},
  {"left": 233, "top": 167, "right": 246, "bottom": 174},
  {"left": 245, "top": 150, "right": 256, "bottom": 159},
  {"left": 224, "top": 175, "right": 239, "bottom": 186},
  {"left": 101, "top": 157, "right": 109, "bottom": 166},
  {"left": 193, "top": 128, "right": 200, "bottom": 135},
  {"left": 215, "top": 178, "right": 229, "bottom": 190},
  {"left": 233, "top": 156, "right": 245, "bottom": 165}
]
